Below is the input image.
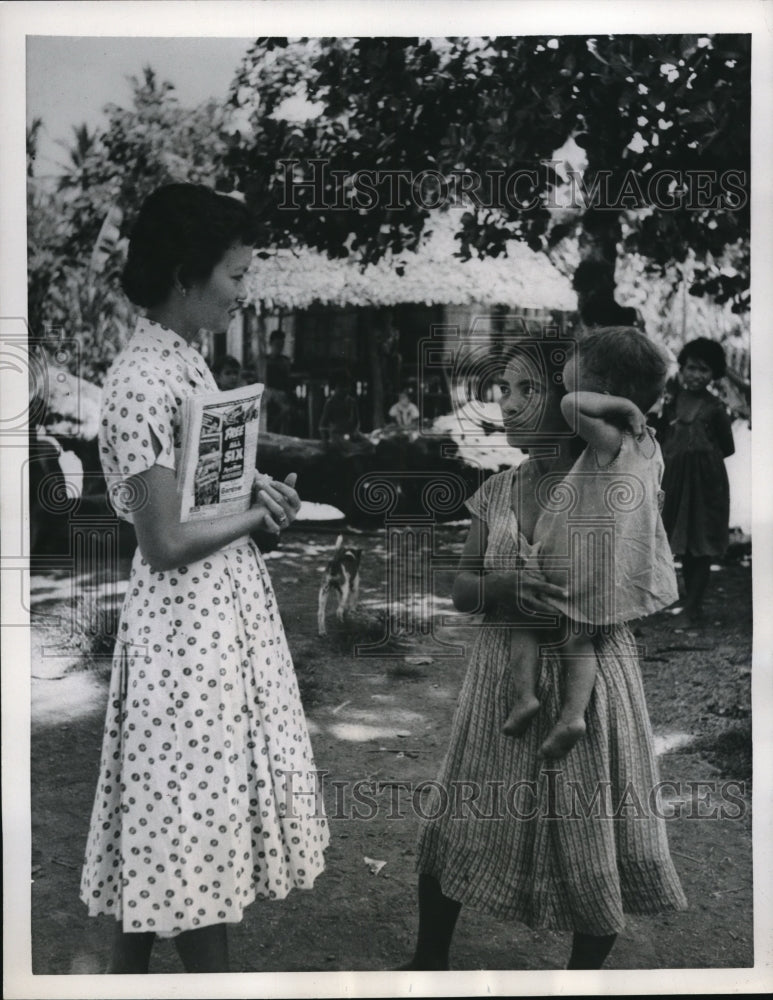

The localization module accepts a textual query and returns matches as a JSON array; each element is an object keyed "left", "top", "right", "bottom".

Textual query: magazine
[{"left": 177, "top": 382, "right": 264, "bottom": 522}]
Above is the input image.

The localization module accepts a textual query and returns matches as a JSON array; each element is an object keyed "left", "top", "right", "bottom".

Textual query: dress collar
[
  {"left": 133, "top": 315, "right": 193, "bottom": 353},
  {"left": 133, "top": 316, "right": 210, "bottom": 377}
]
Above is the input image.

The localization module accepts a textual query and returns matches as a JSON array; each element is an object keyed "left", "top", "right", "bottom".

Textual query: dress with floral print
[{"left": 80, "top": 318, "right": 328, "bottom": 937}]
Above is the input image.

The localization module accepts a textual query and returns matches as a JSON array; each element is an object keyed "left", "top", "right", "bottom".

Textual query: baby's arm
[{"left": 561, "top": 391, "right": 646, "bottom": 463}]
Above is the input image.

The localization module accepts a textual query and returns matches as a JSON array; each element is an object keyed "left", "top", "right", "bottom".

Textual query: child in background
[
  {"left": 211, "top": 354, "right": 242, "bottom": 391},
  {"left": 503, "top": 327, "right": 678, "bottom": 758},
  {"left": 319, "top": 376, "right": 361, "bottom": 443},
  {"left": 389, "top": 389, "right": 421, "bottom": 428},
  {"left": 654, "top": 338, "right": 735, "bottom": 625}
]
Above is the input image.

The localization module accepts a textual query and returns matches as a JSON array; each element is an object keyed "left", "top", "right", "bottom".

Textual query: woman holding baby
[{"left": 400, "top": 327, "right": 687, "bottom": 971}]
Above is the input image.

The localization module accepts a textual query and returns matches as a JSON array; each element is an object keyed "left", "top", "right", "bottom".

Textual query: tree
[
  {"left": 27, "top": 66, "right": 231, "bottom": 381},
  {"left": 26, "top": 116, "right": 43, "bottom": 178},
  {"left": 222, "top": 35, "right": 750, "bottom": 319},
  {"left": 56, "top": 123, "right": 101, "bottom": 193}
]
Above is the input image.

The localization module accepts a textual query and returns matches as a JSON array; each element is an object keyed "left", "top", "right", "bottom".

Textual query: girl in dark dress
[{"left": 656, "top": 338, "right": 735, "bottom": 624}]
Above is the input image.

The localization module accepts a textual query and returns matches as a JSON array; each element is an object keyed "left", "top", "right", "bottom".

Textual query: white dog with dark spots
[{"left": 317, "top": 535, "right": 362, "bottom": 635}]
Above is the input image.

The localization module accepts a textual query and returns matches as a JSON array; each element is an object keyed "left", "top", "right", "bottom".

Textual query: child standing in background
[
  {"left": 211, "top": 354, "right": 242, "bottom": 391},
  {"left": 654, "top": 338, "right": 735, "bottom": 625},
  {"left": 319, "top": 376, "right": 361, "bottom": 443}
]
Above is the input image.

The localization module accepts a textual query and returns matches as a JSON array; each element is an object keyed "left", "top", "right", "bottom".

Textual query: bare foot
[
  {"left": 539, "top": 718, "right": 586, "bottom": 759},
  {"left": 502, "top": 696, "right": 540, "bottom": 737}
]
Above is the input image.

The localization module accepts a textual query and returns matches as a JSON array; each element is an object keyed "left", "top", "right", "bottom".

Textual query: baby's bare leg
[
  {"left": 539, "top": 630, "right": 596, "bottom": 759},
  {"left": 502, "top": 629, "right": 541, "bottom": 736}
]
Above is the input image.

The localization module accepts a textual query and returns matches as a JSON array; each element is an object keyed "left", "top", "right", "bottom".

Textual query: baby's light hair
[{"left": 576, "top": 327, "right": 668, "bottom": 412}]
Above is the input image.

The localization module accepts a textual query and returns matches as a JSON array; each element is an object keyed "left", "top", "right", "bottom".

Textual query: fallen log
[
  {"left": 256, "top": 428, "right": 489, "bottom": 523},
  {"left": 36, "top": 405, "right": 499, "bottom": 546}
]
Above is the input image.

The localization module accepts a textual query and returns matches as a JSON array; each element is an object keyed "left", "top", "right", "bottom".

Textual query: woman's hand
[
  {"left": 252, "top": 472, "right": 301, "bottom": 533},
  {"left": 486, "top": 567, "right": 567, "bottom": 617},
  {"left": 132, "top": 467, "right": 301, "bottom": 572},
  {"left": 452, "top": 518, "right": 567, "bottom": 618}
]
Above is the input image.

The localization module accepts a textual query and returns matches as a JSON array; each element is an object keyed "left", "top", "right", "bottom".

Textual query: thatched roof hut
[
  {"left": 229, "top": 213, "right": 577, "bottom": 435},
  {"left": 246, "top": 213, "right": 577, "bottom": 313}
]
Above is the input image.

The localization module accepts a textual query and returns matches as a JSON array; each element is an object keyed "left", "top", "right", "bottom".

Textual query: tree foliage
[
  {"left": 27, "top": 68, "right": 229, "bottom": 382},
  {"left": 222, "top": 35, "right": 750, "bottom": 315},
  {"left": 27, "top": 35, "right": 751, "bottom": 394}
]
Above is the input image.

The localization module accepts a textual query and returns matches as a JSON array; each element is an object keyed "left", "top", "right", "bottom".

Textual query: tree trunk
[
  {"left": 574, "top": 206, "right": 640, "bottom": 329},
  {"left": 368, "top": 310, "right": 386, "bottom": 429}
]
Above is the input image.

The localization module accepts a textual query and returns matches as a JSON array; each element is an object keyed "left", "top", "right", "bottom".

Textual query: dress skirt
[
  {"left": 660, "top": 449, "right": 730, "bottom": 558},
  {"left": 416, "top": 469, "right": 687, "bottom": 935},
  {"left": 79, "top": 539, "right": 329, "bottom": 937}
]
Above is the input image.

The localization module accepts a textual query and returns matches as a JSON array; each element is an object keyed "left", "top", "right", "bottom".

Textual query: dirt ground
[{"left": 28, "top": 522, "right": 753, "bottom": 975}]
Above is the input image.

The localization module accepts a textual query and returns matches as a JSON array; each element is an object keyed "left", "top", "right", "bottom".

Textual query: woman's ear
[{"left": 172, "top": 266, "right": 188, "bottom": 297}]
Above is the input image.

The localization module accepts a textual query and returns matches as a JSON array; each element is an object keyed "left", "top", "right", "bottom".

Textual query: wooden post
[{"left": 367, "top": 308, "right": 386, "bottom": 429}]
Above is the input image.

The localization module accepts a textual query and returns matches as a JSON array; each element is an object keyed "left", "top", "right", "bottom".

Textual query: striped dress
[{"left": 416, "top": 468, "right": 687, "bottom": 935}]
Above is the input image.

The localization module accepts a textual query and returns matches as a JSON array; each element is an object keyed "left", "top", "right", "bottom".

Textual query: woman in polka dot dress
[{"left": 79, "top": 184, "right": 329, "bottom": 972}]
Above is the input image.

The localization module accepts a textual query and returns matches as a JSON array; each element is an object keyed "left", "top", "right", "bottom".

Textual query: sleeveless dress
[
  {"left": 527, "top": 427, "right": 679, "bottom": 624},
  {"left": 415, "top": 467, "right": 687, "bottom": 934},
  {"left": 79, "top": 318, "right": 328, "bottom": 937}
]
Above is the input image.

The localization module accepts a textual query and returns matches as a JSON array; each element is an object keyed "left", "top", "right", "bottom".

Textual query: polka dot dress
[{"left": 80, "top": 318, "right": 328, "bottom": 937}]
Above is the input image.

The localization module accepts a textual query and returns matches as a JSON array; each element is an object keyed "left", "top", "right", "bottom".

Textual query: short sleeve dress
[
  {"left": 79, "top": 318, "right": 329, "bottom": 937},
  {"left": 415, "top": 465, "right": 687, "bottom": 935}
]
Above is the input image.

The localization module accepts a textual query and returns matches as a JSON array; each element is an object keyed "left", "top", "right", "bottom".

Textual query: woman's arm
[
  {"left": 452, "top": 516, "right": 567, "bottom": 617},
  {"left": 452, "top": 516, "right": 489, "bottom": 612},
  {"left": 131, "top": 465, "right": 300, "bottom": 572}
]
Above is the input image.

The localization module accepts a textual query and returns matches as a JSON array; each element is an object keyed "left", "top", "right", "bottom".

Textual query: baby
[{"left": 503, "top": 327, "right": 679, "bottom": 758}]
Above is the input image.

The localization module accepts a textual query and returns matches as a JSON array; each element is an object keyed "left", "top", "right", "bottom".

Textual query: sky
[{"left": 26, "top": 36, "right": 253, "bottom": 178}]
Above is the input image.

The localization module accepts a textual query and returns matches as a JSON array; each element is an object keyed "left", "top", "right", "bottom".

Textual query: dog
[{"left": 317, "top": 535, "right": 362, "bottom": 635}]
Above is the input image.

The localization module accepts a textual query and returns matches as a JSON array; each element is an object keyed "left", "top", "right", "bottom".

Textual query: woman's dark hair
[
  {"left": 677, "top": 337, "right": 727, "bottom": 380},
  {"left": 577, "top": 326, "right": 668, "bottom": 412},
  {"left": 122, "top": 184, "right": 255, "bottom": 308},
  {"left": 572, "top": 258, "right": 641, "bottom": 327}
]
